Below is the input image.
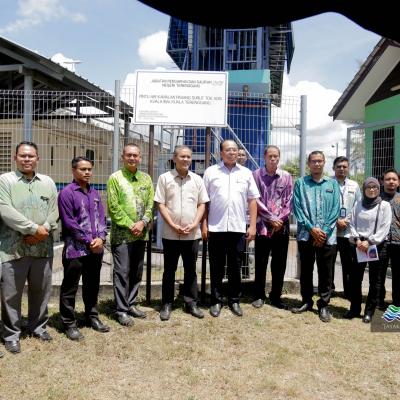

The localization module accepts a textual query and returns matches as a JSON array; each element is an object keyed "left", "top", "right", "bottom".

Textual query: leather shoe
[
  {"left": 32, "top": 330, "right": 53, "bottom": 341},
  {"left": 319, "top": 307, "right": 332, "bottom": 323},
  {"left": 252, "top": 299, "right": 264, "bottom": 308},
  {"left": 5, "top": 340, "right": 20, "bottom": 354},
  {"left": 117, "top": 313, "right": 134, "bottom": 327},
  {"left": 86, "top": 317, "right": 110, "bottom": 333},
  {"left": 185, "top": 303, "right": 204, "bottom": 319},
  {"left": 65, "top": 327, "right": 84, "bottom": 341},
  {"left": 291, "top": 303, "right": 312, "bottom": 314},
  {"left": 129, "top": 305, "right": 147, "bottom": 319},
  {"left": 160, "top": 303, "right": 172, "bottom": 321},
  {"left": 210, "top": 303, "right": 222, "bottom": 317},
  {"left": 270, "top": 299, "right": 286, "bottom": 309},
  {"left": 230, "top": 303, "right": 243, "bottom": 317},
  {"left": 362, "top": 314, "right": 372, "bottom": 323},
  {"left": 343, "top": 310, "right": 361, "bottom": 319},
  {"left": 377, "top": 302, "right": 387, "bottom": 311}
]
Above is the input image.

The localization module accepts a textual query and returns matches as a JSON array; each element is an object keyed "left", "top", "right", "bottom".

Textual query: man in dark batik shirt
[{"left": 58, "top": 157, "right": 109, "bottom": 341}]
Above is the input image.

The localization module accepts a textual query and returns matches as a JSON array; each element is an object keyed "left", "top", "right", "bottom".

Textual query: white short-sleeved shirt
[
  {"left": 154, "top": 170, "right": 209, "bottom": 240},
  {"left": 203, "top": 162, "right": 260, "bottom": 233}
]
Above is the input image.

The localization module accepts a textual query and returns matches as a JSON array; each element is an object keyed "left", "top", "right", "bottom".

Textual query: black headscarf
[{"left": 362, "top": 177, "right": 382, "bottom": 209}]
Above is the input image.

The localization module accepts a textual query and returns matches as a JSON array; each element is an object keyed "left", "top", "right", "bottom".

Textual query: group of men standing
[
  {"left": 0, "top": 141, "right": 154, "bottom": 355},
  {"left": 0, "top": 139, "right": 398, "bottom": 356}
]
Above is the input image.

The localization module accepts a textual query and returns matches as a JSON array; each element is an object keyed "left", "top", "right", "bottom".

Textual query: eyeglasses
[
  {"left": 366, "top": 186, "right": 379, "bottom": 191},
  {"left": 309, "top": 160, "right": 324, "bottom": 165}
]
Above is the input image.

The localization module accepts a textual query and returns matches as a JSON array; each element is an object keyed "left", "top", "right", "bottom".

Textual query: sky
[{"left": 0, "top": 0, "right": 381, "bottom": 164}]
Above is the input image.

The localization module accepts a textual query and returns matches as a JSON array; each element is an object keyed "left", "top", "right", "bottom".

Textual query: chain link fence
[{"left": 0, "top": 88, "right": 303, "bottom": 299}]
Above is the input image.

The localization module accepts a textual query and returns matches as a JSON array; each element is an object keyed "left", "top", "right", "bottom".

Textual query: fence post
[
  {"left": 299, "top": 95, "right": 307, "bottom": 177},
  {"left": 146, "top": 124, "right": 155, "bottom": 304},
  {"left": 201, "top": 126, "right": 211, "bottom": 304},
  {"left": 113, "top": 80, "right": 121, "bottom": 172},
  {"left": 23, "top": 72, "right": 33, "bottom": 141},
  {"left": 296, "top": 95, "right": 307, "bottom": 280},
  {"left": 346, "top": 126, "right": 351, "bottom": 160}
]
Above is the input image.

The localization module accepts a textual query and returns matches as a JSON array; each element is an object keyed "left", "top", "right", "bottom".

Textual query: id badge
[{"left": 340, "top": 207, "right": 347, "bottom": 218}]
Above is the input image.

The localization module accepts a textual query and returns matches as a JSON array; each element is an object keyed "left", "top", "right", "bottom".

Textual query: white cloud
[
  {"left": 137, "top": 31, "right": 173, "bottom": 67},
  {"left": 51, "top": 53, "right": 81, "bottom": 72},
  {"left": 281, "top": 75, "right": 349, "bottom": 166},
  {"left": 0, "top": 0, "right": 86, "bottom": 34}
]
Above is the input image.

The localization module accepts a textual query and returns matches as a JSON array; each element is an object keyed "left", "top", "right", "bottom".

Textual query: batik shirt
[
  {"left": 107, "top": 167, "right": 154, "bottom": 245},
  {"left": 58, "top": 181, "right": 107, "bottom": 259},
  {"left": 293, "top": 175, "right": 340, "bottom": 245},
  {"left": 0, "top": 170, "right": 59, "bottom": 262},
  {"left": 252, "top": 167, "right": 293, "bottom": 237},
  {"left": 382, "top": 191, "right": 400, "bottom": 244}
]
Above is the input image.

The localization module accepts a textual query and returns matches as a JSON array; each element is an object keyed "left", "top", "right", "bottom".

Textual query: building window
[
  {"left": 372, "top": 126, "right": 394, "bottom": 178},
  {"left": 86, "top": 149, "right": 95, "bottom": 165}
]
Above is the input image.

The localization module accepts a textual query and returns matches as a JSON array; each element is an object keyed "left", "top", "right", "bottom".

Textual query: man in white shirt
[
  {"left": 155, "top": 145, "right": 209, "bottom": 321},
  {"left": 202, "top": 140, "right": 260, "bottom": 317},
  {"left": 332, "top": 156, "right": 361, "bottom": 299}
]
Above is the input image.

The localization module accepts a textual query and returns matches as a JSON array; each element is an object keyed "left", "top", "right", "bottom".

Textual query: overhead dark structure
[{"left": 139, "top": 0, "right": 400, "bottom": 43}]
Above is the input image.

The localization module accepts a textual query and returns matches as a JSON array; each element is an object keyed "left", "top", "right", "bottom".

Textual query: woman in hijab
[{"left": 345, "top": 177, "right": 392, "bottom": 323}]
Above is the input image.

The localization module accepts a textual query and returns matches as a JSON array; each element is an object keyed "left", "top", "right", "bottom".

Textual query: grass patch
[{"left": 1, "top": 294, "right": 399, "bottom": 399}]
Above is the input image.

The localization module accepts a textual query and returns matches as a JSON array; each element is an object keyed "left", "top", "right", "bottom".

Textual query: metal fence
[
  {"left": 347, "top": 119, "right": 400, "bottom": 185},
  {"left": 0, "top": 87, "right": 303, "bottom": 300}
]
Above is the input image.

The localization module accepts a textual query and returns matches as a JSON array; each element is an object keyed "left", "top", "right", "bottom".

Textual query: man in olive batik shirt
[{"left": 0, "top": 141, "right": 58, "bottom": 354}]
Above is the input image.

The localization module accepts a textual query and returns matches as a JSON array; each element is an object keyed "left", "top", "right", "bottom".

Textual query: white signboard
[{"left": 134, "top": 70, "right": 228, "bottom": 126}]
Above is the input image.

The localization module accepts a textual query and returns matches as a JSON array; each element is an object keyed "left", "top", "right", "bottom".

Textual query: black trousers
[
  {"left": 254, "top": 233, "right": 289, "bottom": 301},
  {"left": 112, "top": 241, "right": 146, "bottom": 316},
  {"left": 348, "top": 243, "right": 386, "bottom": 315},
  {"left": 298, "top": 240, "right": 336, "bottom": 309},
  {"left": 208, "top": 232, "right": 245, "bottom": 305},
  {"left": 334, "top": 237, "right": 353, "bottom": 298},
  {"left": 60, "top": 253, "right": 103, "bottom": 328},
  {"left": 381, "top": 243, "right": 400, "bottom": 307},
  {"left": 162, "top": 239, "right": 200, "bottom": 305}
]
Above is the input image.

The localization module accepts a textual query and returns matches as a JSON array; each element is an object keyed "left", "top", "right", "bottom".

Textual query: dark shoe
[
  {"left": 129, "top": 305, "right": 147, "bottom": 319},
  {"left": 270, "top": 299, "right": 286, "bottom": 309},
  {"left": 117, "top": 313, "right": 134, "bottom": 327},
  {"left": 5, "top": 340, "right": 20, "bottom": 354},
  {"left": 32, "top": 330, "right": 53, "bottom": 341},
  {"left": 65, "top": 327, "right": 84, "bottom": 341},
  {"left": 160, "top": 303, "right": 172, "bottom": 321},
  {"left": 230, "top": 303, "right": 243, "bottom": 317},
  {"left": 210, "top": 303, "right": 222, "bottom": 317},
  {"left": 343, "top": 310, "right": 361, "bottom": 320},
  {"left": 252, "top": 299, "right": 264, "bottom": 308},
  {"left": 377, "top": 302, "right": 388, "bottom": 311},
  {"left": 319, "top": 307, "right": 332, "bottom": 323},
  {"left": 291, "top": 303, "right": 312, "bottom": 314},
  {"left": 86, "top": 317, "right": 110, "bottom": 333},
  {"left": 185, "top": 303, "right": 204, "bottom": 319},
  {"left": 362, "top": 314, "right": 372, "bottom": 323}
]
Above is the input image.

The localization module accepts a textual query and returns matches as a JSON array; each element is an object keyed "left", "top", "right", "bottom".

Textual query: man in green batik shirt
[
  {"left": 0, "top": 141, "right": 58, "bottom": 354},
  {"left": 107, "top": 143, "right": 154, "bottom": 327}
]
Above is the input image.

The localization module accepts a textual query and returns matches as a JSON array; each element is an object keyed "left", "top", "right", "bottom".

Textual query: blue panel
[{"left": 184, "top": 95, "right": 270, "bottom": 170}]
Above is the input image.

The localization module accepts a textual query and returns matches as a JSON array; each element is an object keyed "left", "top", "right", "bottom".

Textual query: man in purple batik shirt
[
  {"left": 252, "top": 145, "right": 293, "bottom": 309},
  {"left": 58, "top": 156, "right": 109, "bottom": 341}
]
